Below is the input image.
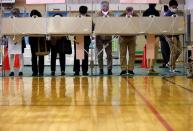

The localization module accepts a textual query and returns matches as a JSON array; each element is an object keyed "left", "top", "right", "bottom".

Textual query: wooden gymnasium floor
[{"left": 0, "top": 76, "right": 193, "bottom": 131}]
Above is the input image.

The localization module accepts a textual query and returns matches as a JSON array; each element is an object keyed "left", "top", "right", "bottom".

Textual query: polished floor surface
[{"left": 0, "top": 76, "right": 193, "bottom": 131}]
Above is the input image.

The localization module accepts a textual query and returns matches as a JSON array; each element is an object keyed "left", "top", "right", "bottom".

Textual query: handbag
[
  {"left": 35, "top": 37, "right": 50, "bottom": 56},
  {"left": 63, "top": 36, "right": 72, "bottom": 55}
]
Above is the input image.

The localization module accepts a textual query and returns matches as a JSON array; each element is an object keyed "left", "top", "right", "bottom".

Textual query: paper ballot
[
  {"left": 76, "top": 35, "right": 85, "bottom": 60},
  {"left": 146, "top": 35, "right": 156, "bottom": 59}
]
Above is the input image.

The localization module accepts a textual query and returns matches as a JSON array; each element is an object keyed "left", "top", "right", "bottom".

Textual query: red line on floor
[{"left": 124, "top": 78, "right": 174, "bottom": 131}]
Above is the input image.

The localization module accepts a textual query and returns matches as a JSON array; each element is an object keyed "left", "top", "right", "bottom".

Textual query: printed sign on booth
[
  {"left": 0, "top": 0, "right": 15, "bottom": 3},
  {"left": 26, "top": 0, "right": 65, "bottom": 4},
  {"left": 120, "top": 0, "right": 159, "bottom": 3}
]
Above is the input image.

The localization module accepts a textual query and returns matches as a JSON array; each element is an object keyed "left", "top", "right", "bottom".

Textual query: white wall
[
  {"left": 185, "top": 0, "right": 193, "bottom": 41},
  {"left": 185, "top": 0, "right": 193, "bottom": 9},
  {"left": 185, "top": 0, "right": 193, "bottom": 20}
]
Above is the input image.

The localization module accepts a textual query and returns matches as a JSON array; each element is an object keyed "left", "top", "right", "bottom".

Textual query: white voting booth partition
[
  {"left": 1, "top": 17, "right": 92, "bottom": 35},
  {"left": 1, "top": 17, "right": 47, "bottom": 35},
  {"left": 0, "top": 17, "right": 92, "bottom": 69},
  {"left": 0, "top": 16, "right": 186, "bottom": 75},
  {"left": 47, "top": 17, "right": 92, "bottom": 35},
  {"left": 1, "top": 17, "right": 184, "bottom": 35},
  {"left": 95, "top": 17, "right": 185, "bottom": 35},
  {"left": 94, "top": 16, "right": 186, "bottom": 75}
]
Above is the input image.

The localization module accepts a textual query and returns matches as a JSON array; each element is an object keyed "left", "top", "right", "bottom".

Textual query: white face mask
[
  {"left": 126, "top": 14, "right": 132, "bottom": 18},
  {"left": 32, "top": 15, "right": 38, "bottom": 18},
  {"left": 80, "top": 14, "right": 86, "bottom": 17},
  {"left": 126, "top": 11, "right": 133, "bottom": 17},
  {"left": 170, "top": 8, "right": 177, "bottom": 13},
  {"left": 102, "top": 10, "right": 109, "bottom": 16}
]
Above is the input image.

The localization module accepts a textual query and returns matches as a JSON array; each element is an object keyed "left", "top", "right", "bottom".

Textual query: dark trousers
[
  {"left": 51, "top": 45, "right": 66, "bottom": 72},
  {"left": 30, "top": 44, "right": 44, "bottom": 74},
  {"left": 160, "top": 36, "right": 170, "bottom": 65},
  {"left": 73, "top": 39, "right": 90, "bottom": 73}
]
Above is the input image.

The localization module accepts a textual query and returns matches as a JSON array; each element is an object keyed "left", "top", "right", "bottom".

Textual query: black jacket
[
  {"left": 29, "top": 37, "right": 50, "bottom": 53},
  {"left": 143, "top": 8, "right": 160, "bottom": 17}
]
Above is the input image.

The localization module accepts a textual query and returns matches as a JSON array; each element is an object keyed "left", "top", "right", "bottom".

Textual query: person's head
[
  {"left": 101, "top": 1, "right": 109, "bottom": 12},
  {"left": 149, "top": 4, "right": 156, "bottom": 9},
  {"left": 169, "top": 0, "right": 178, "bottom": 12},
  {"left": 126, "top": 7, "right": 133, "bottom": 16},
  {"left": 79, "top": 6, "right": 88, "bottom": 15},
  {"left": 30, "top": 10, "right": 42, "bottom": 17},
  {"left": 11, "top": 8, "right": 20, "bottom": 17}
]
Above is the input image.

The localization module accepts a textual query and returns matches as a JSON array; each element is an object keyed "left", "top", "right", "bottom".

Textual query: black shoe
[
  {"left": 83, "top": 72, "right": 89, "bottom": 76},
  {"left": 74, "top": 72, "right": 80, "bottom": 76},
  {"left": 9, "top": 72, "right": 14, "bottom": 77},
  {"left": 39, "top": 73, "right": 44, "bottom": 77},
  {"left": 108, "top": 69, "right": 112, "bottom": 75},
  {"left": 128, "top": 70, "right": 135, "bottom": 75},
  {"left": 51, "top": 71, "right": 55, "bottom": 76},
  {"left": 18, "top": 72, "right": 23, "bottom": 76},
  {"left": 120, "top": 70, "right": 127, "bottom": 75},
  {"left": 99, "top": 69, "right": 104, "bottom": 75},
  {"left": 61, "top": 71, "right": 65, "bottom": 76},
  {"left": 32, "top": 72, "right": 38, "bottom": 76}
]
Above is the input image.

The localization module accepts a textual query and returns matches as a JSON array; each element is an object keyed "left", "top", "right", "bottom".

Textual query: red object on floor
[
  {"left": 3, "top": 48, "right": 10, "bottom": 71},
  {"left": 2, "top": 48, "right": 20, "bottom": 71},
  {"left": 141, "top": 44, "right": 148, "bottom": 68},
  {"left": 14, "top": 54, "right": 20, "bottom": 69}
]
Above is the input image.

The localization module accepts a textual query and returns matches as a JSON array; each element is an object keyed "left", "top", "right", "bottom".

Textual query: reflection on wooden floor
[{"left": 0, "top": 76, "right": 193, "bottom": 131}]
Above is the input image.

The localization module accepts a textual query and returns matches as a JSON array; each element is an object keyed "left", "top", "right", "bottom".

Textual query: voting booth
[
  {"left": 95, "top": 17, "right": 185, "bottom": 35},
  {"left": 1, "top": 17, "right": 46, "bottom": 35},
  {"left": 0, "top": 0, "right": 191, "bottom": 77},
  {"left": 1, "top": 17, "right": 185, "bottom": 36},
  {"left": 1, "top": 17, "right": 92, "bottom": 35},
  {"left": 47, "top": 17, "right": 92, "bottom": 35}
]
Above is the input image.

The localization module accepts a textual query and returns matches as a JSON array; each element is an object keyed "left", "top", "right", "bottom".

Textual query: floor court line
[
  {"left": 163, "top": 77, "right": 193, "bottom": 93},
  {"left": 124, "top": 77, "right": 174, "bottom": 131}
]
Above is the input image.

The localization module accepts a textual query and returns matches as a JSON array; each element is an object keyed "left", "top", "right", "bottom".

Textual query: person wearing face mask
[
  {"left": 7, "top": 8, "right": 25, "bottom": 76},
  {"left": 119, "top": 7, "right": 137, "bottom": 76},
  {"left": 164, "top": 0, "right": 182, "bottom": 73},
  {"left": 96, "top": 1, "right": 113, "bottom": 75},
  {"left": 165, "top": 0, "right": 178, "bottom": 16},
  {"left": 159, "top": 5, "right": 170, "bottom": 68},
  {"left": 73, "top": 6, "right": 91, "bottom": 76}
]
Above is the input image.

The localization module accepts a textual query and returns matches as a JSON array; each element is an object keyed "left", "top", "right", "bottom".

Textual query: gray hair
[
  {"left": 126, "top": 7, "right": 133, "bottom": 12},
  {"left": 101, "top": 1, "right": 109, "bottom": 6}
]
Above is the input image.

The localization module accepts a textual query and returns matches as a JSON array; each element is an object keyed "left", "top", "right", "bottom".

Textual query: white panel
[
  {"left": 26, "top": 0, "right": 65, "bottom": 4},
  {"left": 0, "top": 0, "right": 15, "bottom": 3},
  {"left": 1, "top": 17, "right": 46, "bottom": 35},
  {"left": 47, "top": 17, "right": 92, "bottom": 35},
  {"left": 120, "top": 0, "right": 159, "bottom": 3},
  {"left": 185, "top": 0, "right": 193, "bottom": 9},
  {"left": 1, "top": 17, "right": 184, "bottom": 35},
  {"left": 95, "top": 17, "right": 185, "bottom": 35},
  {"left": 46, "top": 4, "right": 67, "bottom": 11}
]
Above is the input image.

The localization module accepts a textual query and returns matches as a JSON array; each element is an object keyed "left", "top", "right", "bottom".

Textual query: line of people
[{"left": 3, "top": 0, "right": 182, "bottom": 77}]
